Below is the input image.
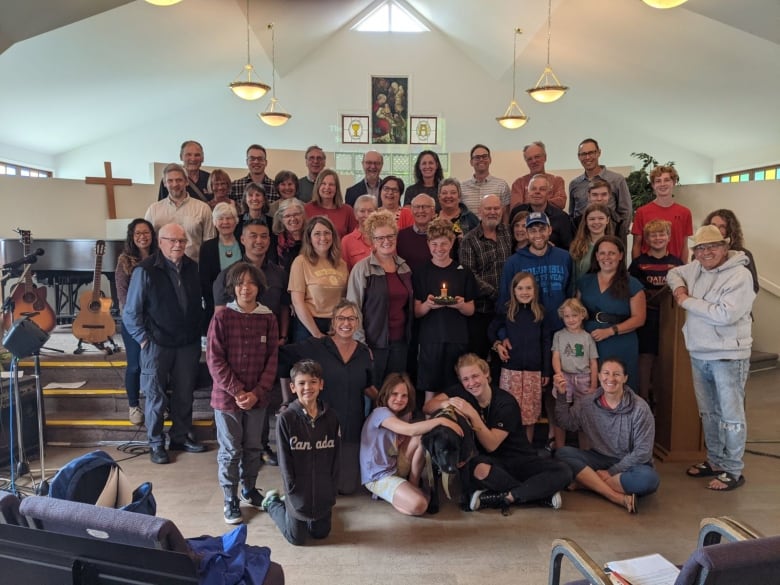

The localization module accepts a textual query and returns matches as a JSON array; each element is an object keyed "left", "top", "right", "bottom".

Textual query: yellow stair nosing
[
  {"left": 44, "top": 388, "right": 126, "bottom": 396},
  {"left": 46, "top": 419, "right": 213, "bottom": 427},
  {"left": 19, "top": 360, "right": 127, "bottom": 368}
]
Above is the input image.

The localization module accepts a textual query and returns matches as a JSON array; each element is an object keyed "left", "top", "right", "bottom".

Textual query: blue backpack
[{"left": 48, "top": 450, "right": 156, "bottom": 516}]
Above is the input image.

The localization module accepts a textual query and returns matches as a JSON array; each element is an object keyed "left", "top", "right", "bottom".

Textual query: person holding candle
[{"left": 413, "top": 218, "right": 478, "bottom": 403}]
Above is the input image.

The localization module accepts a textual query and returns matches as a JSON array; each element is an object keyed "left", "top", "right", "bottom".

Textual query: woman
[
  {"left": 569, "top": 203, "right": 614, "bottom": 279},
  {"left": 280, "top": 300, "right": 374, "bottom": 495},
  {"left": 341, "top": 194, "right": 378, "bottom": 271},
  {"left": 704, "top": 209, "right": 759, "bottom": 293},
  {"left": 115, "top": 218, "right": 157, "bottom": 425},
  {"left": 269, "top": 170, "right": 299, "bottom": 217},
  {"left": 403, "top": 150, "right": 443, "bottom": 206},
  {"left": 436, "top": 178, "right": 479, "bottom": 249},
  {"left": 347, "top": 209, "right": 414, "bottom": 387},
  {"left": 206, "top": 169, "right": 237, "bottom": 212},
  {"left": 378, "top": 176, "right": 414, "bottom": 230},
  {"left": 360, "top": 373, "right": 463, "bottom": 516},
  {"left": 237, "top": 182, "right": 274, "bottom": 236},
  {"left": 555, "top": 358, "right": 659, "bottom": 514},
  {"left": 578, "top": 235, "right": 646, "bottom": 388},
  {"left": 304, "top": 168, "right": 357, "bottom": 238},
  {"left": 200, "top": 202, "right": 242, "bottom": 329},
  {"left": 288, "top": 215, "right": 348, "bottom": 341},
  {"left": 510, "top": 210, "right": 529, "bottom": 250},
  {"left": 273, "top": 198, "right": 305, "bottom": 274}
]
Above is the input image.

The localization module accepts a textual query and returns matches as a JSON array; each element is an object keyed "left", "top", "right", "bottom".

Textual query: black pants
[
  {"left": 468, "top": 453, "right": 572, "bottom": 503},
  {"left": 266, "top": 499, "right": 332, "bottom": 546}
]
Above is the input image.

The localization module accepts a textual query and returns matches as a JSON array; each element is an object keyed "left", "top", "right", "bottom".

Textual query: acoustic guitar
[
  {"left": 72, "top": 240, "right": 116, "bottom": 344},
  {"left": 2, "top": 229, "right": 56, "bottom": 333}
]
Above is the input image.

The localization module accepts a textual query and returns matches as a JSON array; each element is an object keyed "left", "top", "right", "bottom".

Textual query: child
[
  {"left": 488, "top": 271, "right": 551, "bottom": 442},
  {"left": 206, "top": 262, "right": 279, "bottom": 525},
  {"left": 360, "top": 373, "right": 463, "bottom": 516},
  {"left": 631, "top": 165, "right": 693, "bottom": 262},
  {"left": 628, "top": 219, "right": 683, "bottom": 403},
  {"left": 262, "top": 359, "right": 341, "bottom": 546},
  {"left": 551, "top": 298, "right": 599, "bottom": 405}
]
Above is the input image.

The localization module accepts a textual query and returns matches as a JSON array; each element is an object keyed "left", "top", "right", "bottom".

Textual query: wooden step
[{"left": 43, "top": 387, "right": 214, "bottom": 415}]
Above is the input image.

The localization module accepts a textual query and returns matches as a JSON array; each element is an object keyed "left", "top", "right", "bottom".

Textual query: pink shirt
[
  {"left": 342, "top": 229, "right": 372, "bottom": 271},
  {"left": 304, "top": 202, "right": 358, "bottom": 239}
]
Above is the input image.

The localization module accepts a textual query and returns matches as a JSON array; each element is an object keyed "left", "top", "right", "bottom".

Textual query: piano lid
[{"left": 0, "top": 238, "right": 124, "bottom": 273}]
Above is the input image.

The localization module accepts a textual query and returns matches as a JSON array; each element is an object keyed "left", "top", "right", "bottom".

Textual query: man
[
  {"left": 230, "top": 145, "right": 278, "bottom": 205},
  {"left": 460, "top": 144, "right": 511, "bottom": 216},
  {"left": 510, "top": 141, "right": 566, "bottom": 211},
  {"left": 396, "top": 193, "right": 436, "bottom": 272},
  {"left": 568, "top": 138, "right": 632, "bottom": 240},
  {"left": 667, "top": 225, "right": 756, "bottom": 492},
  {"left": 497, "top": 212, "right": 573, "bottom": 332},
  {"left": 459, "top": 194, "right": 513, "bottom": 359},
  {"left": 345, "top": 151, "right": 383, "bottom": 207},
  {"left": 157, "top": 140, "right": 210, "bottom": 203},
  {"left": 145, "top": 163, "right": 215, "bottom": 262},
  {"left": 123, "top": 223, "right": 207, "bottom": 464},
  {"left": 509, "top": 175, "right": 574, "bottom": 250},
  {"left": 214, "top": 219, "right": 291, "bottom": 468},
  {"left": 298, "top": 145, "right": 326, "bottom": 203},
  {"left": 572, "top": 179, "right": 624, "bottom": 235}
]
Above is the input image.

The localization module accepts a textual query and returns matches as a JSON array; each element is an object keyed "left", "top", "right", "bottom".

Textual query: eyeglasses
[
  {"left": 134, "top": 231, "right": 152, "bottom": 237},
  {"left": 694, "top": 243, "right": 725, "bottom": 252},
  {"left": 160, "top": 237, "right": 188, "bottom": 246},
  {"left": 578, "top": 150, "right": 599, "bottom": 159},
  {"left": 471, "top": 154, "right": 490, "bottom": 161},
  {"left": 334, "top": 316, "right": 358, "bottom": 323},
  {"left": 307, "top": 156, "right": 326, "bottom": 162},
  {"left": 373, "top": 234, "right": 397, "bottom": 243},
  {"left": 282, "top": 211, "right": 303, "bottom": 219},
  {"left": 381, "top": 186, "right": 400, "bottom": 193},
  {"left": 247, "top": 156, "right": 266, "bottom": 162},
  {"left": 411, "top": 204, "right": 435, "bottom": 210}
]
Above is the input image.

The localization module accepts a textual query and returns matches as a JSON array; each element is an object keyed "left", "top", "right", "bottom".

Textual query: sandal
[
  {"left": 707, "top": 472, "right": 745, "bottom": 492},
  {"left": 686, "top": 461, "right": 720, "bottom": 478},
  {"left": 623, "top": 493, "right": 637, "bottom": 514}
]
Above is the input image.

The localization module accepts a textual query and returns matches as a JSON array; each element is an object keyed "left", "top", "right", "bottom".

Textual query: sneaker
[
  {"left": 223, "top": 497, "right": 242, "bottom": 524},
  {"left": 540, "top": 491, "right": 563, "bottom": 510},
  {"left": 469, "top": 489, "right": 509, "bottom": 511},
  {"left": 239, "top": 487, "right": 264, "bottom": 508},
  {"left": 128, "top": 406, "right": 144, "bottom": 426},
  {"left": 261, "top": 447, "right": 279, "bottom": 466},
  {"left": 261, "top": 489, "right": 281, "bottom": 512}
]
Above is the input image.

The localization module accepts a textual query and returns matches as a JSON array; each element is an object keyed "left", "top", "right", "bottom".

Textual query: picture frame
[
  {"left": 341, "top": 115, "right": 369, "bottom": 144},
  {"left": 409, "top": 116, "right": 437, "bottom": 145},
  {"left": 371, "top": 75, "right": 408, "bottom": 144}
]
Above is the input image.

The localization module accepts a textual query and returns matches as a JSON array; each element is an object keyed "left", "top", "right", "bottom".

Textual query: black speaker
[{"left": 2, "top": 317, "right": 49, "bottom": 359}]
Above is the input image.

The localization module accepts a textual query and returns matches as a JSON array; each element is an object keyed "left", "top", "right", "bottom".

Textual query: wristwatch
[
  {"left": 611, "top": 325, "right": 619, "bottom": 336},
  {"left": 492, "top": 340, "right": 502, "bottom": 352}
]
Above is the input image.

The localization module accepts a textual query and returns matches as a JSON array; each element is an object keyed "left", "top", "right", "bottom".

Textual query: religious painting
[
  {"left": 409, "top": 116, "right": 437, "bottom": 145},
  {"left": 342, "top": 115, "right": 370, "bottom": 144},
  {"left": 371, "top": 75, "right": 408, "bottom": 144}
]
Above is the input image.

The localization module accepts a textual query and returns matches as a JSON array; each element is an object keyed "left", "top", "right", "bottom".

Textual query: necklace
[{"left": 225, "top": 249, "right": 234, "bottom": 258}]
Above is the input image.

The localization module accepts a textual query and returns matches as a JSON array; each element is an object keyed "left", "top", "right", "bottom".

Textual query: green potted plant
[{"left": 626, "top": 152, "right": 676, "bottom": 213}]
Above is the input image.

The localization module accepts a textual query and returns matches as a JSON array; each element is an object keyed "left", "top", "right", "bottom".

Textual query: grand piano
[{"left": 0, "top": 239, "right": 124, "bottom": 324}]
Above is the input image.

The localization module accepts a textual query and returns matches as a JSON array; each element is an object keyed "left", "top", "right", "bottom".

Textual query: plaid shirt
[
  {"left": 458, "top": 222, "right": 513, "bottom": 314},
  {"left": 206, "top": 303, "right": 279, "bottom": 412},
  {"left": 230, "top": 174, "right": 279, "bottom": 208}
]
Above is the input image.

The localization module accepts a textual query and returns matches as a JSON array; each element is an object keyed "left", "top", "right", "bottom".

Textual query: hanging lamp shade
[
  {"left": 642, "top": 0, "right": 688, "bottom": 8},
  {"left": 496, "top": 28, "right": 529, "bottom": 130},
  {"left": 258, "top": 23, "right": 291, "bottom": 126},
  {"left": 526, "top": 0, "right": 568, "bottom": 103},
  {"left": 229, "top": 0, "right": 270, "bottom": 101},
  {"left": 145, "top": 0, "right": 183, "bottom": 5}
]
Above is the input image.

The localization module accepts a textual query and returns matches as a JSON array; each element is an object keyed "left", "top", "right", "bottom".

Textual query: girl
[
  {"left": 488, "top": 272, "right": 551, "bottom": 442},
  {"left": 359, "top": 373, "right": 462, "bottom": 516},
  {"left": 206, "top": 262, "right": 279, "bottom": 524},
  {"left": 569, "top": 203, "right": 614, "bottom": 280}
]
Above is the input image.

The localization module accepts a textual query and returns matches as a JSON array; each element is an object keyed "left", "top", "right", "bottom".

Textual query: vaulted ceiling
[{"left": 1, "top": 0, "right": 778, "bottom": 172}]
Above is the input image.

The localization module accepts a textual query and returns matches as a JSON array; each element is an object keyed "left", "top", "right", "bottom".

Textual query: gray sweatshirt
[{"left": 555, "top": 387, "right": 655, "bottom": 475}]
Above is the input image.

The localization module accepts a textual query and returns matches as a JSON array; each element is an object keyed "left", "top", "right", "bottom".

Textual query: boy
[
  {"left": 628, "top": 219, "right": 683, "bottom": 403},
  {"left": 262, "top": 360, "right": 341, "bottom": 545},
  {"left": 206, "top": 262, "right": 279, "bottom": 524},
  {"left": 631, "top": 165, "right": 693, "bottom": 262}
]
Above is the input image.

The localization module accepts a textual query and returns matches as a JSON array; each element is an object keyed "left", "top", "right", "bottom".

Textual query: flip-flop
[
  {"left": 686, "top": 461, "right": 720, "bottom": 477},
  {"left": 707, "top": 472, "right": 745, "bottom": 491}
]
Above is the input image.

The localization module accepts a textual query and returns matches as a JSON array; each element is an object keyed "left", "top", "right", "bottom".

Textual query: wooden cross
[{"left": 85, "top": 161, "right": 133, "bottom": 220}]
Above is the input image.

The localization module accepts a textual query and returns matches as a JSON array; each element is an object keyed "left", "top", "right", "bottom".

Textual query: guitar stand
[{"left": 74, "top": 336, "right": 120, "bottom": 355}]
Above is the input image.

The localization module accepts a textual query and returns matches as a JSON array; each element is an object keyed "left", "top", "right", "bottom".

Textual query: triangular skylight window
[{"left": 352, "top": 1, "right": 430, "bottom": 33}]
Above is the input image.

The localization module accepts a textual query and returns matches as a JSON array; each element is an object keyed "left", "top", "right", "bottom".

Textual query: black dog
[{"left": 421, "top": 406, "right": 477, "bottom": 513}]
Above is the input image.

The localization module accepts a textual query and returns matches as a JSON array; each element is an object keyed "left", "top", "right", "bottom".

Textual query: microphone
[{"left": 2, "top": 248, "right": 45, "bottom": 270}]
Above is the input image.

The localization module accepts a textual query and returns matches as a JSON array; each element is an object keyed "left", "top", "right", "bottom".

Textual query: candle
[{"left": 440, "top": 282, "right": 448, "bottom": 298}]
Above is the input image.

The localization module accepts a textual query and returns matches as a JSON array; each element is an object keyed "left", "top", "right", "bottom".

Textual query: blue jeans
[
  {"left": 120, "top": 325, "right": 141, "bottom": 406},
  {"left": 556, "top": 447, "right": 660, "bottom": 496},
  {"left": 690, "top": 357, "right": 749, "bottom": 476}
]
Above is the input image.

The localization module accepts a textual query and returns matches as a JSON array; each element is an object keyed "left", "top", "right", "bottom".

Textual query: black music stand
[{"left": 1, "top": 316, "right": 51, "bottom": 495}]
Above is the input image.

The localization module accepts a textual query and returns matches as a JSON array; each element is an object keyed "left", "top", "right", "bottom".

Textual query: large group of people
[{"left": 116, "top": 138, "right": 758, "bottom": 545}]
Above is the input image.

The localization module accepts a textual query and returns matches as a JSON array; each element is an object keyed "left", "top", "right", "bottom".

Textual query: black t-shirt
[
  {"left": 628, "top": 253, "right": 683, "bottom": 309},
  {"left": 444, "top": 384, "right": 536, "bottom": 459},
  {"left": 413, "top": 261, "right": 478, "bottom": 344}
]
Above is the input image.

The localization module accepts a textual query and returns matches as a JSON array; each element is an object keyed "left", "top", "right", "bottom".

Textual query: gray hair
[
  {"left": 212, "top": 201, "right": 237, "bottom": 223},
  {"left": 523, "top": 141, "right": 547, "bottom": 154},
  {"left": 273, "top": 198, "right": 305, "bottom": 235}
]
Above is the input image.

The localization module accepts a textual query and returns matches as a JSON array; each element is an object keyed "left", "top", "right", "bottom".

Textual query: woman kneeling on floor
[{"left": 554, "top": 357, "right": 659, "bottom": 514}]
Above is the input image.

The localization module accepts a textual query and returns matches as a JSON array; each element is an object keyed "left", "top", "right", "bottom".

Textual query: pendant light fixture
[
  {"left": 642, "top": 0, "right": 688, "bottom": 8},
  {"left": 259, "top": 23, "right": 292, "bottom": 127},
  {"left": 527, "top": 0, "right": 569, "bottom": 103},
  {"left": 229, "top": 0, "right": 270, "bottom": 101},
  {"left": 496, "top": 28, "right": 529, "bottom": 130},
  {"left": 145, "top": 0, "right": 183, "bottom": 5}
]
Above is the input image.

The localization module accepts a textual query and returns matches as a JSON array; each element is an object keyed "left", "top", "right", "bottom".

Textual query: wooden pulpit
[{"left": 653, "top": 292, "right": 705, "bottom": 462}]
